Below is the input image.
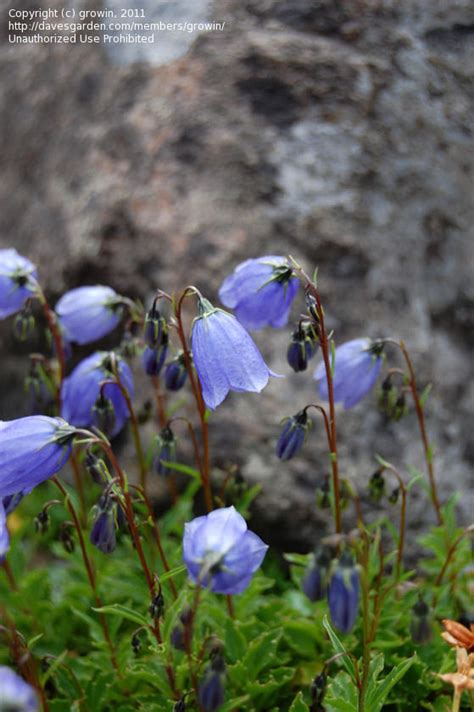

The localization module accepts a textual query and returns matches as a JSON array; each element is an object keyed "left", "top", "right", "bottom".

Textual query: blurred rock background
[{"left": 0, "top": 0, "right": 472, "bottom": 552}]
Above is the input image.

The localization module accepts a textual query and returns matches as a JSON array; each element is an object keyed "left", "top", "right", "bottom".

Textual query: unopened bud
[{"left": 93, "top": 393, "right": 116, "bottom": 435}]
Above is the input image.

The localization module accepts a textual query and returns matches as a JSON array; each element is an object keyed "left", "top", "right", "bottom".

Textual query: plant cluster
[{"left": 0, "top": 250, "right": 472, "bottom": 711}]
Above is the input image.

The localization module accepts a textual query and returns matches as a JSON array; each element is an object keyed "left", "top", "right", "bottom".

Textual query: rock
[{"left": 0, "top": 0, "right": 472, "bottom": 553}]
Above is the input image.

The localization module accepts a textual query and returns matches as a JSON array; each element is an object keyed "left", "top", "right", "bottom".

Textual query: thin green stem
[{"left": 52, "top": 477, "right": 120, "bottom": 674}]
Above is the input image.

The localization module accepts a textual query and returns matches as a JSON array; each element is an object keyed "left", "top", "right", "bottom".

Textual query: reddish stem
[{"left": 174, "top": 291, "right": 213, "bottom": 512}]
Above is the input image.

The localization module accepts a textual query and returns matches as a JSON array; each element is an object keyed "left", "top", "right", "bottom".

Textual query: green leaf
[
  {"left": 242, "top": 629, "right": 282, "bottom": 682},
  {"left": 367, "top": 656, "right": 416, "bottom": 711},
  {"left": 325, "top": 671, "right": 359, "bottom": 712},
  {"left": 92, "top": 604, "right": 150, "bottom": 628},
  {"left": 323, "top": 616, "right": 357, "bottom": 685},
  {"left": 159, "top": 564, "right": 187, "bottom": 583},
  {"left": 289, "top": 691, "right": 310, "bottom": 711},
  {"left": 419, "top": 383, "right": 432, "bottom": 408}
]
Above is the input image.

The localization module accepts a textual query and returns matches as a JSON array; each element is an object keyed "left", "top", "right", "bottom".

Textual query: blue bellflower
[
  {"left": 0, "top": 666, "right": 38, "bottom": 711},
  {"left": 164, "top": 354, "right": 188, "bottom": 391},
  {"left": 90, "top": 495, "right": 117, "bottom": 554},
  {"left": 0, "top": 248, "right": 38, "bottom": 319},
  {"left": 314, "top": 338, "right": 384, "bottom": 409},
  {"left": 142, "top": 344, "right": 167, "bottom": 377},
  {"left": 0, "top": 416, "right": 74, "bottom": 557},
  {"left": 218, "top": 255, "right": 299, "bottom": 331},
  {"left": 276, "top": 409, "right": 311, "bottom": 461},
  {"left": 183, "top": 506, "right": 268, "bottom": 595},
  {"left": 328, "top": 551, "right": 360, "bottom": 634},
  {"left": 61, "top": 352, "right": 133, "bottom": 437},
  {"left": 199, "top": 655, "right": 226, "bottom": 712},
  {"left": 191, "top": 298, "right": 278, "bottom": 410},
  {"left": 56, "top": 285, "right": 123, "bottom": 345}
]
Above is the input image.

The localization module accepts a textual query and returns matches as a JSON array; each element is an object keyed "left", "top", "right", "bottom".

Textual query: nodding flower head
[
  {"left": 328, "top": 550, "right": 360, "bottom": 634},
  {"left": 90, "top": 494, "right": 118, "bottom": 554},
  {"left": 191, "top": 297, "right": 279, "bottom": 410},
  {"left": 0, "top": 249, "right": 38, "bottom": 320},
  {"left": 302, "top": 546, "right": 332, "bottom": 602},
  {"left": 56, "top": 285, "right": 124, "bottom": 345},
  {"left": 183, "top": 506, "right": 268, "bottom": 595},
  {"left": 287, "top": 322, "right": 318, "bottom": 372},
  {"left": 314, "top": 338, "right": 384, "bottom": 409},
  {"left": 199, "top": 652, "right": 226, "bottom": 712},
  {"left": 144, "top": 300, "right": 167, "bottom": 349},
  {"left": 276, "top": 409, "right": 311, "bottom": 461},
  {"left": 153, "top": 427, "right": 177, "bottom": 477},
  {"left": 164, "top": 353, "right": 188, "bottom": 391},
  {"left": 0, "top": 666, "right": 39, "bottom": 711},
  {"left": 61, "top": 351, "right": 133, "bottom": 437},
  {"left": 218, "top": 255, "right": 299, "bottom": 331},
  {"left": 0, "top": 416, "right": 74, "bottom": 557}
]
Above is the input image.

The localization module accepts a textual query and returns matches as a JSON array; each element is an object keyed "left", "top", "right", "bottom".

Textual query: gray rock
[{"left": 0, "top": 0, "right": 472, "bottom": 552}]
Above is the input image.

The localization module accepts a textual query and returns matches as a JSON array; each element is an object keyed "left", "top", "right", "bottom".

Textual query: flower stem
[
  {"left": 378, "top": 460, "right": 407, "bottom": 580},
  {"left": 110, "top": 363, "right": 148, "bottom": 492},
  {"left": 451, "top": 688, "right": 461, "bottom": 712},
  {"left": 359, "top": 537, "right": 371, "bottom": 712},
  {"left": 397, "top": 340, "right": 443, "bottom": 525},
  {"left": 174, "top": 291, "right": 213, "bottom": 512},
  {"left": 290, "top": 261, "right": 342, "bottom": 533},
  {"left": 35, "top": 287, "right": 66, "bottom": 408},
  {"left": 151, "top": 374, "right": 168, "bottom": 429},
  {"left": 70, "top": 449, "right": 87, "bottom": 527},
  {"left": 52, "top": 476, "right": 120, "bottom": 674}
]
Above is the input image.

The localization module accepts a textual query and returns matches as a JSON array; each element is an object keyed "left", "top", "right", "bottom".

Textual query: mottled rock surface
[{"left": 0, "top": 0, "right": 472, "bottom": 551}]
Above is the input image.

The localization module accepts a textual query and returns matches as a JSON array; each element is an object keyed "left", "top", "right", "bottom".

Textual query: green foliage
[{"left": 1, "top": 467, "right": 472, "bottom": 711}]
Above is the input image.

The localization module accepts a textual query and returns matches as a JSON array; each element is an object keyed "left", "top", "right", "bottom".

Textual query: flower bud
[
  {"left": 35, "top": 508, "right": 50, "bottom": 534},
  {"left": 149, "top": 591, "right": 165, "bottom": 620},
  {"left": 302, "top": 546, "right": 332, "bottom": 602},
  {"left": 287, "top": 322, "right": 318, "bottom": 372},
  {"left": 388, "top": 487, "right": 400, "bottom": 505},
  {"left": 25, "top": 360, "right": 54, "bottom": 415},
  {"left": 316, "top": 475, "right": 331, "bottom": 509},
  {"left": 310, "top": 672, "right": 327, "bottom": 707},
  {"left": 153, "top": 427, "right": 177, "bottom": 476},
  {"left": 142, "top": 338, "right": 168, "bottom": 377},
  {"left": 410, "top": 598, "right": 432, "bottom": 644},
  {"left": 305, "top": 294, "right": 320, "bottom": 325},
  {"left": 369, "top": 469, "right": 385, "bottom": 504},
  {"left": 328, "top": 550, "right": 360, "bottom": 634},
  {"left": 90, "top": 495, "right": 116, "bottom": 554},
  {"left": 144, "top": 301, "right": 167, "bottom": 348},
  {"left": 59, "top": 523, "right": 75, "bottom": 554},
  {"left": 13, "top": 304, "right": 35, "bottom": 341},
  {"left": 92, "top": 393, "right": 116, "bottom": 436},
  {"left": 276, "top": 409, "right": 311, "bottom": 461},
  {"left": 199, "top": 653, "right": 226, "bottom": 712},
  {"left": 174, "top": 698, "right": 187, "bottom": 712},
  {"left": 164, "top": 353, "right": 188, "bottom": 391},
  {"left": 85, "top": 450, "right": 107, "bottom": 486},
  {"left": 131, "top": 632, "right": 142, "bottom": 655}
]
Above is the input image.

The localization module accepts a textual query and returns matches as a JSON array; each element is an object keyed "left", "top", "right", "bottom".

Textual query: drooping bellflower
[
  {"left": 90, "top": 494, "right": 117, "bottom": 554},
  {"left": 0, "top": 416, "right": 74, "bottom": 556},
  {"left": 287, "top": 322, "right": 318, "bottom": 372},
  {"left": 328, "top": 551, "right": 360, "bottom": 634},
  {"left": 183, "top": 506, "right": 268, "bottom": 594},
  {"left": 153, "top": 427, "right": 177, "bottom": 476},
  {"left": 314, "top": 338, "right": 384, "bottom": 409},
  {"left": 61, "top": 352, "right": 133, "bottom": 437},
  {"left": 56, "top": 285, "right": 124, "bottom": 345},
  {"left": 164, "top": 353, "right": 188, "bottom": 391},
  {"left": 199, "top": 653, "right": 226, "bottom": 712},
  {"left": 218, "top": 255, "right": 299, "bottom": 330},
  {"left": 302, "top": 546, "right": 332, "bottom": 602},
  {"left": 0, "top": 666, "right": 39, "bottom": 711},
  {"left": 191, "top": 297, "right": 277, "bottom": 410},
  {"left": 0, "top": 248, "right": 38, "bottom": 319},
  {"left": 276, "top": 409, "right": 311, "bottom": 461}
]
